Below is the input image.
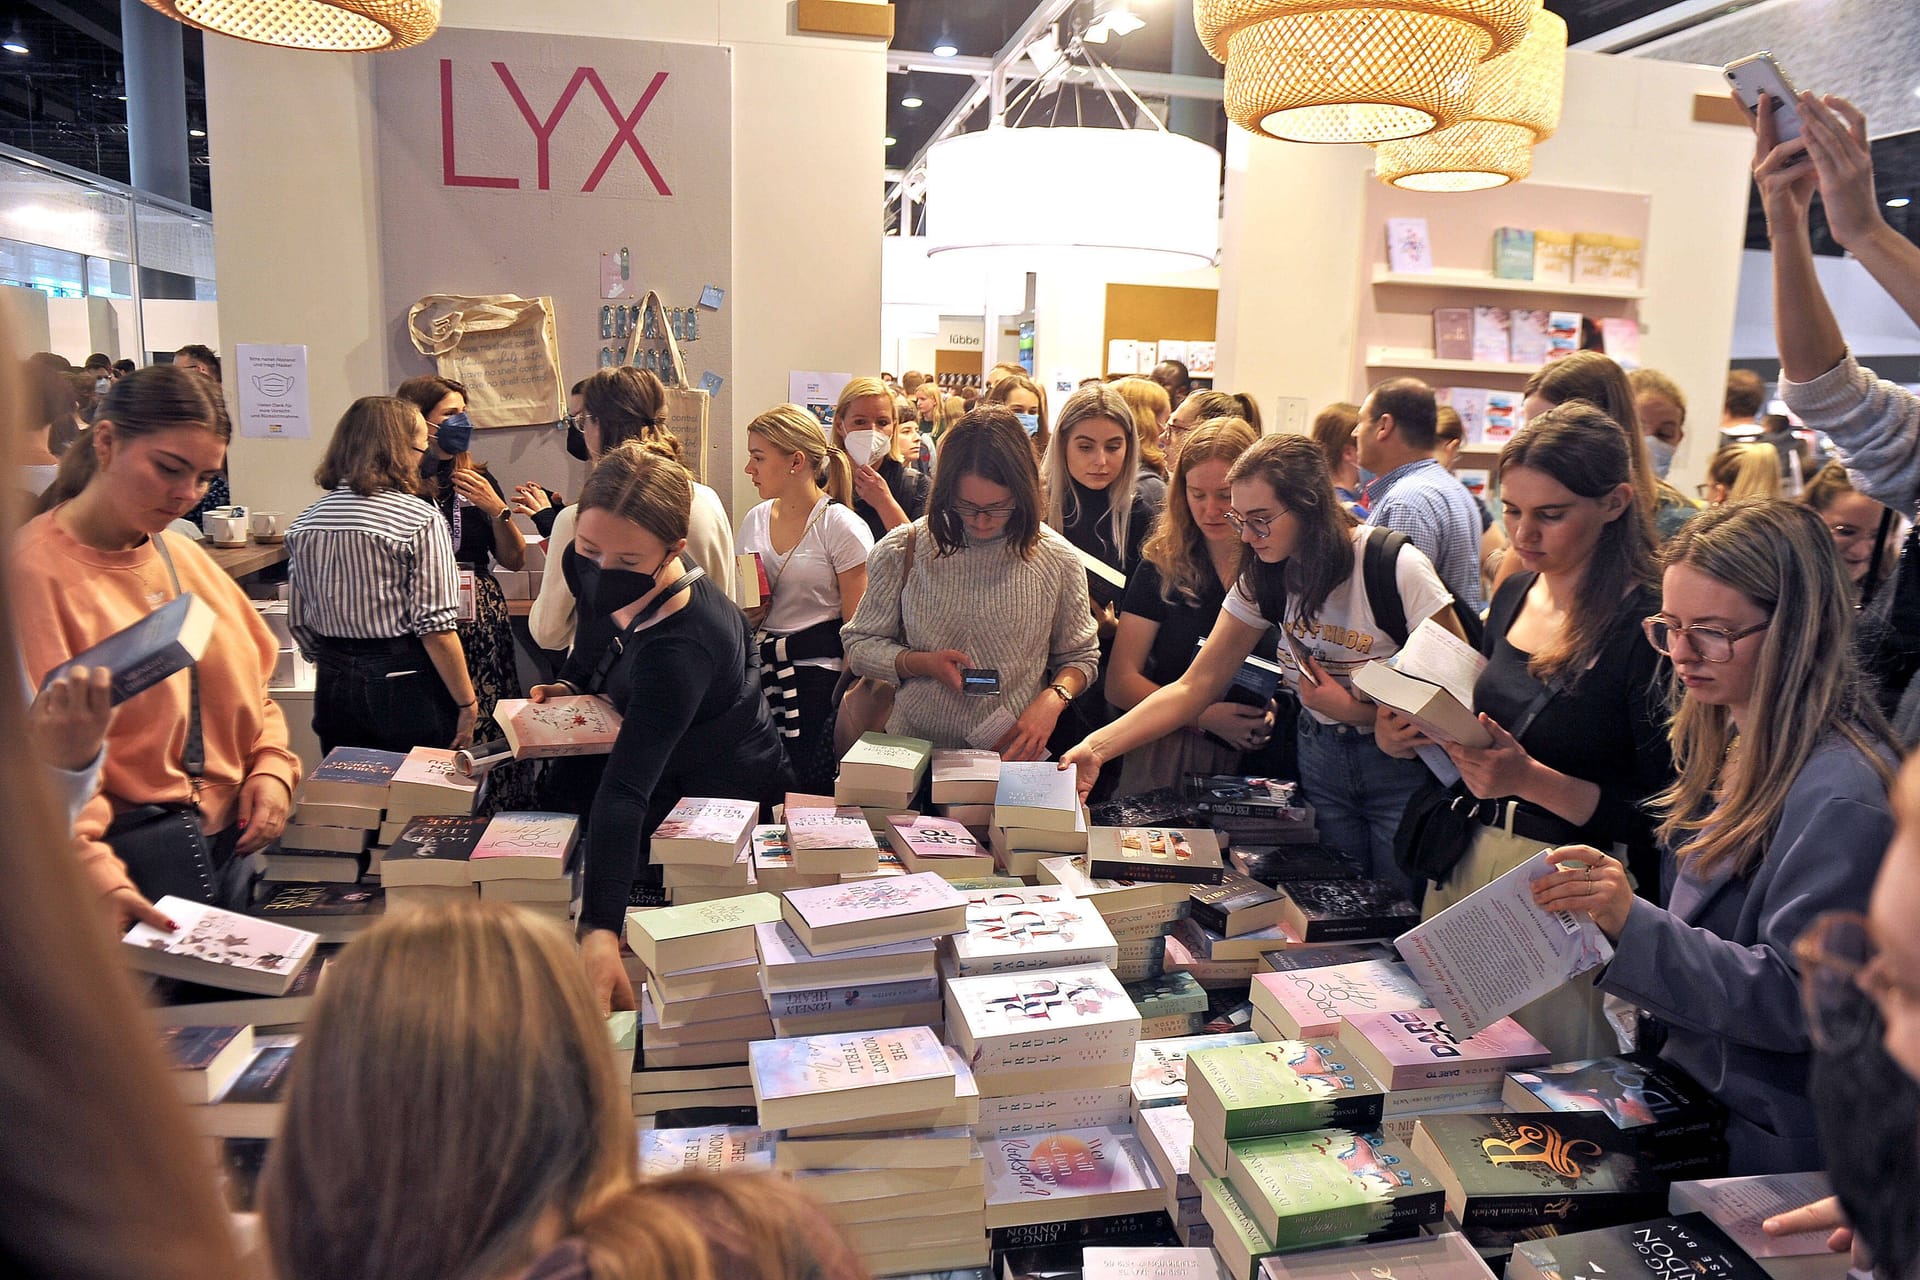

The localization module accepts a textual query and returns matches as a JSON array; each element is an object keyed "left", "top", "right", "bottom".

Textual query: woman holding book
[
  {"left": 1530, "top": 500, "right": 1896, "bottom": 1175},
  {"left": 528, "top": 367, "right": 735, "bottom": 653},
  {"left": 533, "top": 442, "right": 789, "bottom": 1012},
  {"left": 832, "top": 376, "right": 927, "bottom": 541},
  {"left": 1380, "top": 404, "right": 1672, "bottom": 1061},
  {"left": 1061, "top": 432, "right": 1460, "bottom": 892},
  {"left": 737, "top": 404, "right": 872, "bottom": 795},
  {"left": 1106, "top": 416, "right": 1266, "bottom": 793},
  {"left": 16, "top": 365, "right": 299, "bottom": 920},
  {"left": 842, "top": 406, "right": 1098, "bottom": 761}
]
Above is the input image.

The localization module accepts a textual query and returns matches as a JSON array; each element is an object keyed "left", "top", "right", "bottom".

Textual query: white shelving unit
[
  {"left": 1364, "top": 348, "right": 1538, "bottom": 376},
  {"left": 1369, "top": 265, "right": 1647, "bottom": 300}
]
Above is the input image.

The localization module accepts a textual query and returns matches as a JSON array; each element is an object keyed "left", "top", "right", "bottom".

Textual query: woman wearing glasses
[
  {"left": 528, "top": 367, "right": 735, "bottom": 653},
  {"left": 1529, "top": 499, "right": 1895, "bottom": 1173},
  {"left": 1061, "top": 432, "right": 1460, "bottom": 892},
  {"left": 842, "top": 407, "right": 1098, "bottom": 760}
]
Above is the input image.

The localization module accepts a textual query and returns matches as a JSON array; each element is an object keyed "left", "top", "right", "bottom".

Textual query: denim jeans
[
  {"left": 311, "top": 636, "right": 458, "bottom": 756},
  {"left": 1294, "top": 713, "right": 1427, "bottom": 897}
]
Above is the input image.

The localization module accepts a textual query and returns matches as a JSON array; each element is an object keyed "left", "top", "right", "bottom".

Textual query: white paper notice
[
  {"left": 1393, "top": 848, "right": 1612, "bottom": 1036},
  {"left": 789, "top": 371, "right": 853, "bottom": 426},
  {"left": 234, "top": 343, "right": 311, "bottom": 439}
]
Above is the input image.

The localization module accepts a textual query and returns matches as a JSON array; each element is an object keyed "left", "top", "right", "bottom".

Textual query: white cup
[
  {"left": 208, "top": 514, "right": 249, "bottom": 545},
  {"left": 251, "top": 510, "right": 287, "bottom": 540}
]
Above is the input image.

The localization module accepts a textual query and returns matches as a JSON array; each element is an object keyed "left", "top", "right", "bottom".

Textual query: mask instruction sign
[{"left": 234, "top": 343, "right": 311, "bottom": 439}]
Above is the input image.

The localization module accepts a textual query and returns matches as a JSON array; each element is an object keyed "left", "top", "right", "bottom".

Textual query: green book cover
[
  {"left": 1125, "top": 971, "right": 1209, "bottom": 1018},
  {"left": 630, "top": 892, "right": 781, "bottom": 943},
  {"left": 1226, "top": 1129, "right": 1444, "bottom": 1250},
  {"left": 1200, "top": 1177, "right": 1278, "bottom": 1280},
  {"left": 1492, "top": 227, "right": 1536, "bottom": 280},
  {"left": 1189, "top": 1040, "right": 1385, "bottom": 1139}
]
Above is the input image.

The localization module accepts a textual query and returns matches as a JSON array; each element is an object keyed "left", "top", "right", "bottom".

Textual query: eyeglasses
[
  {"left": 1796, "top": 911, "right": 1920, "bottom": 1053},
  {"left": 1825, "top": 521, "right": 1875, "bottom": 543},
  {"left": 953, "top": 500, "right": 1016, "bottom": 522},
  {"left": 1641, "top": 616, "right": 1769, "bottom": 662},
  {"left": 1224, "top": 508, "right": 1279, "bottom": 539}
]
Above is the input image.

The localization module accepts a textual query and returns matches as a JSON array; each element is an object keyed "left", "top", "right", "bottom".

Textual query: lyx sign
[{"left": 438, "top": 59, "right": 673, "bottom": 195}]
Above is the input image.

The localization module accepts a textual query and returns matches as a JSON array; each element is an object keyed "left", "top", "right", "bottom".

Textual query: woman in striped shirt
[{"left": 284, "top": 397, "right": 478, "bottom": 753}]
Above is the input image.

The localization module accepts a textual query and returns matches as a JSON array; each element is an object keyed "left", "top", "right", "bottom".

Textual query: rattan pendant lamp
[
  {"left": 1373, "top": 7, "right": 1566, "bottom": 190},
  {"left": 1193, "top": 0, "right": 1537, "bottom": 145},
  {"left": 140, "top": 0, "right": 440, "bottom": 51}
]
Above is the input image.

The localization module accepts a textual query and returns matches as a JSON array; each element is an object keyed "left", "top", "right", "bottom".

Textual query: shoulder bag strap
[
  {"left": 585, "top": 564, "right": 707, "bottom": 696},
  {"left": 150, "top": 534, "right": 204, "bottom": 790}
]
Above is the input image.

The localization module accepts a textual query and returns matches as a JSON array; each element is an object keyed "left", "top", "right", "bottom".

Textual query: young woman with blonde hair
[
  {"left": 1707, "top": 443, "right": 1784, "bottom": 505},
  {"left": 1108, "top": 417, "right": 1266, "bottom": 791},
  {"left": 739, "top": 404, "right": 872, "bottom": 794},
  {"left": 1113, "top": 376, "right": 1171, "bottom": 509},
  {"left": 1535, "top": 500, "right": 1896, "bottom": 1174},
  {"left": 833, "top": 376, "right": 927, "bottom": 539}
]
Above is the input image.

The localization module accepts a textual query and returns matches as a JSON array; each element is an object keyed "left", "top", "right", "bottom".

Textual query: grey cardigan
[{"left": 1598, "top": 735, "right": 1894, "bottom": 1175}]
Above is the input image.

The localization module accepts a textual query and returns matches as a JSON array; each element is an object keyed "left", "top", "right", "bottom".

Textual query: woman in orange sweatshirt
[{"left": 14, "top": 366, "right": 300, "bottom": 926}]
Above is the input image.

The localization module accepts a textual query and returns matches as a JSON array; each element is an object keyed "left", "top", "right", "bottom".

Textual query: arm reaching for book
[{"left": 580, "top": 927, "right": 635, "bottom": 1017}]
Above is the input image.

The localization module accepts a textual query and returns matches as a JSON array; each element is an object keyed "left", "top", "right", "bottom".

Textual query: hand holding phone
[
  {"left": 1726, "top": 53, "right": 1804, "bottom": 152},
  {"left": 961, "top": 668, "right": 1002, "bottom": 697}
]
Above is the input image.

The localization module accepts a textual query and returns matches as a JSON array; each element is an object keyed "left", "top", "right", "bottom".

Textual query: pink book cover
[
  {"left": 1439, "top": 388, "right": 1489, "bottom": 446},
  {"left": 1385, "top": 218, "right": 1433, "bottom": 274},
  {"left": 784, "top": 871, "right": 965, "bottom": 931},
  {"left": 886, "top": 814, "right": 984, "bottom": 860},
  {"left": 391, "top": 748, "right": 481, "bottom": 798},
  {"left": 984, "top": 1125, "right": 1163, "bottom": 1212},
  {"left": 786, "top": 805, "right": 879, "bottom": 853},
  {"left": 948, "top": 964, "right": 1140, "bottom": 1051},
  {"left": 495, "top": 695, "right": 623, "bottom": 757},
  {"left": 1470, "top": 308, "right": 1509, "bottom": 365},
  {"left": 1599, "top": 317, "right": 1641, "bottom": 369},
  {"left": 472, "top": 812, "right": 580, "bottom": 864},
  {"left": 1339, "top": 1007, "right": 1550, "bottom": 1088},
  {"left": 1254, "top": 960, "right": 1431, "bottom": 1039},
  {"left": 1508, "top": 309, "right": 1551, "bottom": 366},
  {"left": 654, "top": 798, "right": 759, "bottom": 846}
]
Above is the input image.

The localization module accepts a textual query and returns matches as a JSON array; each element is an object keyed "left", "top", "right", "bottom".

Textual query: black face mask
[
  {"left": 566, "top": 421, "right": 592, "bottom": 462},
  {"left": 563, "top": 543, "right": 669, "bottom": 616},
  {"left": 1812, "top": 1005, "right": 1920, "bottom": 1280}
]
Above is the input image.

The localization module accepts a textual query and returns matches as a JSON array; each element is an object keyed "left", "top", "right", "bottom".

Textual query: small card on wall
[
  {"left": 699, "top": 285, "right": 725, "bottom": 309},
  {"left": 600, "top": 249, "right": 633, "bottom": 300},
  {"left": 698, "top": 371, "right": 724, "bottom": 396}
]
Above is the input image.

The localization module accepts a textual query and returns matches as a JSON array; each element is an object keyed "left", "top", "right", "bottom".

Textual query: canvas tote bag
[
  {"left": 407, "top": 292, "right": 566, "bottom": 428},
  {"left": 622, "top": 289, "right": 710, "bottom": 482}
]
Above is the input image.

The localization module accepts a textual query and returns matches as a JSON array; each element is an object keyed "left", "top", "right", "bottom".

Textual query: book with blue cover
[{"left": 39, "top": 591, "right": 216, "bottom": 706}]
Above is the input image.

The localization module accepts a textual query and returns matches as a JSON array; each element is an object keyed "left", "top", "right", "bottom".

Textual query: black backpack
[{"left": 1358, "top": 525, "right": 1485, "bottom": 650}]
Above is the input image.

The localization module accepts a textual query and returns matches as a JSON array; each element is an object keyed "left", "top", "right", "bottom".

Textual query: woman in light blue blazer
[{"left": 1535, "top": 500, "right": 1898, "bottom": 1175}]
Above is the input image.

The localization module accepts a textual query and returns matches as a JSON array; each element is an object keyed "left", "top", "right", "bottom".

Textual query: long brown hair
[
  {"left": 40, "top": 364, "right": 229, "bottom": 508},
  {"left": 1227, "top": 432, "right": 1358, "bottom": 628},
  {"left": 1143, "top": 416, "right": 1257, "bottom": 605},
  {"left": 0, "top": 316, "right": 244, "bottom": 1279},
  {"left": 261, "top": 900, "right": 635, "bottom": 1280},
  {"left": 582, "top": 367, "right": 676, "bottom": 459},
  {"left": 396, "top": 373, "right": 489, "bottom": 480},
  {"left": 316, "top": 396, "right": 428, "bottom": 498},
  {"left": 577, "top": 440, "right": 694, "bottom": 546},
  {"left": 926, "top": 406, "right": 1044, "bottom": 559},
  {"left": 1524, "top": 351, "right": 1666, "bottom": 538},
  {"left": 1497, "top": 402, "right": 1658, "bottom": 681},
  {"left": 1654, "top": 501, "right": 1895, "bottom": 879}
]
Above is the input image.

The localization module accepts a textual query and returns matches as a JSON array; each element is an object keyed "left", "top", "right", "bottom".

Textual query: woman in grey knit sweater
[{"left": 842, "top": 408, "right": 1099, "bottom": 759}]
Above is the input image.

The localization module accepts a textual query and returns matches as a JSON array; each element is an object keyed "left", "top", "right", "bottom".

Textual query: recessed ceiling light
[
  {"left": 1888, "top": 197, "right": 1912, "bottom": 208},
  {"left": 885, "top": 136, "right": 898, "bottom": 147},
  {"left": 902, "top": 96, "right": 923, "bottom": 109},
  {"left": 933, "top": 43, "right": 958, "bottom": 58}
]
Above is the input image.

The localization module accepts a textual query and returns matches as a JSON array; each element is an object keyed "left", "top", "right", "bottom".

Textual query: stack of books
[
  {"left": 379, "top": 811, "right": 578, "bottom": 917},
  {"left": 1249, "top": 959, "right": 1432, "bottom": 1043},
  {"left": 1130, "top": 1031, "right": 1264, "bottom": 1121},
  {"left": 1507, "top": 1215, "right": 1770, "bottom": 1280},
  {"left": 784, "top": 794, "right": 883, "bottom": 880},
  {"left": 945, "top": 882, "right": 1120, "bottom": 980},
  {"left": 945, "top": 962, "right": 1141, "bottom": 1125},
  {"left": 270, "top": 746, "right": 405, "bottom": 885},
  {"left": 747, "top": 823, "right": 837, "bottom": 896},
  {"left": 1125, "top": 971, "right": 1213, "bottom": 1040},
  {"left": 650, "top": 797, "right": 760, "bottom": 905},
  {"left": 246, "top": 882, "right": 385, "bottom": 942},
  {"left": 1135, "top": 1103, "right": 1212, "bottom": 1247},
  {"left": 990, "top": 763, "right": 1089, "bottom": 876},
  {"left": 834, "top": 731, "right": 933, "bottom": 821},
  {"left": 931, "top": 747, "right": 1001, "bottom": 832},
  {"left": 983, "top": 1124, "right": 1167, "bottom": 1250},
  {"left": 375, "top": 747, "right": 485, "bottom": 859},
  {"left": 1501, "top": 1052, "right": 1729, "bottom": 1164},
  {"left": 625, "top": 893, "right": 783, "bottom": 1068},
  {"left": 885, "top": 812, "right": 995, "bottom": 880},
  {"left": 630, "top": 1063, "right": 755, "bottom": 1127},
  {"left": 751, "top": 1025, "right": 990, "bottom": 1275},
  {"left": 755, "top": 916, "right": 944, "bottom": 1039},
  {"left": 1180, "top": 776, "right": 1318, "bottom": 847},
  {"left": 1036, "top": 854, "right": 1192, "bottom": 984},
  {"left": 1337, "top": 1009, "right": 1554, "bottom": 1138},
  {"left": 639, "top": 1122, "right": 777, "bottom": 1176}
]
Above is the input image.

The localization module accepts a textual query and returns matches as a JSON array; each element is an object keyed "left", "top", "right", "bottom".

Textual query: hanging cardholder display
[{"left": 623, "top": 289, "right": 710, "bottom": 483}]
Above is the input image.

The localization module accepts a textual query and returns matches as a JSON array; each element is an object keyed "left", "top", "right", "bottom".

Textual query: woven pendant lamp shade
[
  {"left": 1373, "top": 8, "right": 1566, "bottom": 190},
  {"left": 1194, "top": 0, "right": 1537, "bottom": 144},
  {"left": 141, "top": 0, "right": 441, "bottom": 51}
]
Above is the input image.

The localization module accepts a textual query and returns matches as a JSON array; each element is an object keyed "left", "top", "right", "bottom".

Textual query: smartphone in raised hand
[{"left": 1726, "top": 52, "right": 1804, "bottom": 147}]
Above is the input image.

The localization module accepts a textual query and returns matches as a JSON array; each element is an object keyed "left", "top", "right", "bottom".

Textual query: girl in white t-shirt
[
  {"left": 1063, "top": 433, "right": 1462, "bottom": 889},
  {"left": 739, "top": 404, "right": 874, "bottom": 793}
]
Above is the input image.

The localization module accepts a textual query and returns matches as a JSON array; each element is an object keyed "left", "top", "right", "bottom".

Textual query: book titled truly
[
  {"left": 1186, "top": 1040, "right": 1386, "bottom": 1147},
  {"left": 1491, "top": 228, "right": 1535, "bottom": 280},
  {"left": 946, "top": 964, "right": 1142, "bottom": 1083},
  {"left": 625, "top": 893, "right": 782, "bottom": 976},
  {"left": 490, "top": 693, "right": 623, "bottom": 759},
  {"left": 1532, "top": 229, "right": 1573, "bottom": 283},
  {"left": 995, "top": 762, "right": 1082, "bottom": 833},
  {"left": 380, "top": 815, "right": 489, "bottom": 887},
  {"left": 1507, "top": 1214, "right": 1770, "bottom": 1280},
  {"left": 781, "top": 871, "right": 968, "bottom": 955},
  {"left": 950, "top": 887, "right": 1120, "bottom": 976},
  {"left": 885, "top": 813, "right": 993, "bottom": 877},
  {"left": 978, "top": 1084, "right": 1134, "bottom": 1137},
  {"left": 38, "top": 591, "right": 216, "bottom": 706},
  {"left": 1432, "top": 309, "right": 1474, "bottom": 363},
  {"left": 983, "top": 1125, "right": 1166, "bottom": 1229},
  {"left": 1250, "top": 960, "right": 1432, "bottom": 1041},
  {"left": 1337, "top": 1009, "right": 1550, "bottom": 1090},
  {"left": 1274, "top": 880, "right": 1418, "bottom": 944},
  {"left": 470, "top": 811, "right": 579, "bottom": 880},
  {"left": 1504, "top": 1052, "right": 1726, "bottom": 1142},
  {"left": 1394, "top": 848, "right": 1613, "bottom": 1036},
  {"left": 651, "top": 797, "right": 759, "bottom": 867},
  {"left": 298, "top": 747, "right": 407, "bottom": 808},
  {"left": 1224, "top": 1128, "right": 1446, "bottom": 1252},
  {"left": 1385, "top": 218, "right": 1433, "bottom": 274},
  {"left": 837, "top": 731, "right": 933, "bottom": 798},
  {"left": 785, "top": 799, "right": 882, "bottom": 875},
  {"left": 386, "top": 747, "right": 482, "bottom": 817},
  {"left": 747, "top": 1024, "right": 956, "bottom": 1130},
  {"left": 1087, "top": 827, "right": 1226, "bottom": 886},
  {"left": 161, "top": 1023, "right": 255, "bottom": 1104},
  {"left": 125, "top": 898, "right": 319, "bottom": 997},
  {"left": 932, "top": 748, "right": 1001, "bottom": 805}
]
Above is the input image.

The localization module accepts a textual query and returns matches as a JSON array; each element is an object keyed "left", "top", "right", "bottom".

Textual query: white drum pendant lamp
[
  {"left": 923, "top": 127, "right": 1221, "bottom": 271},
  {"left": 1193, "top": 0, "right": 1537, "bottom": 145},
  {"left": 1373, "top": 8, "right": 1566, "bottom": 190},
  {"left": 141, "top": 0, "right": 441, "bottom": 51}
]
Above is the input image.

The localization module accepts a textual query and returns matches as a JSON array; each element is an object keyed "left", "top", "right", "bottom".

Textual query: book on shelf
[
  {"left": 625, "top": 893, "right": 782, "bottom": 975},
  {"left": 1337, "top": 1008, "right": 1550, "bottom": 1090},
  {"left": 837, "top": 731, "right": 933, "bottom": 797},
  {"left": 781, "top": 870, "right": 967, "bottom": 954},
  {"left": 945, "top": 963, "right": 1142, "bottom": 1076},
  {"left": 1224, "top": 1128, "right": 1447, "bottom": 1252},
  {"left": 1533, "top": 230, "right": 1573, "bottom": 283},
  {"left": 652, "top": 797, "right": 759, "bottom": 866},
  {"left": 1456, "top": 470, "right": 1491, "bottom": 508},
  {"left": 1507, "top": 1214, "right": 1770, "bottom": 1280},
  {"left": 1410, "top": 1112, "right": 1724, "bottom": 1231},
  {"left": 125, "top": 898, "right": 319, "bottom": 997},
  {"left": 995, "top": 762, "right": 1083, "bottom": 832},
  {"left": 885, "top": 813, "right": 993, "bottom": 876},
  {"left": 1274, "top": 879, "right": 1419, "bottom": 944},
  {"left": 1484, "top": 391, "right": 1520, "bottom": 442},
  {"left": 1256, "top": 1227, "right": 1497, "bottom": 1280},
  {"left": 1190, "top": 874, "right": 1291, "bottom": 938},
  {"left": 1084, "top": 1245, "right": 1229, "bottom": 1280},
  {"left": 983, "top": 1125, "right": 1166, "bottom": 1229},
  {"left": 932, "top": 748, "right": 1001, "bottom": 805},
  {"left": 161, "top": 1023, "right": 255, "bottom": 1104},
  {"left": 1258, "top": 942, "right": 1398, "bottom": 973},
  {"left": 1432, "top": 309, "right": 1473, "bottom": 363},
  {"left": 951, "top": 887, "right": 1120, "bottom": 976},
  {"left": 784, "top": 799, "right": 881, "bottom": 875},
  {"left": 1386, "top": 218, "right": 1433, "bottom": 274},
  {"left": 1667, "top": 1172, "right": 1836, "bottom": 1259},
  {"left": 490, "top": 693, "right": 623, "bottom": 759},
  {"left": 1599, "top": 316, "right": 1641, "bottom": 369},
  {"left": 1187, "top": 1039, "right": 1387, "bottom": 1147},
  {"left": 1132, "top": 1031, "right": 1263, "bottom": 1112},
  {"left": 754, "top": 919, "right": 938, "bottom": 991},
  {"left": 1439, "top": 388, "right": 1489, "bottom": 447},
  {"left": 1394, "top": 848, "right": 1614, "bottom": 1036},
  {"left": 470, "top": 811, "right": 578, "bottom": 879},
  {"left": 1546, "top": 311, "right": 1582, "bottom": 360},
  {"left": 1610, "top": 235, "right": 1644, "bottom": 288},
  {"left": 1504, "top": 1052, "right": 1726, "bottom": 1143},
  {"left": 1188, "top": 342, "right": 1217, "bottom": 377},
  {"left": 1087, "top": 827, "right": 1227, "bottom": 886},
  {"left": 1077, "top": 544, "right": 1131, "bottom": 610},
  {"left": 748, "top": 1024, "right": 956, "bottom": 1129},
  {"left": 1509, "top": 308, "right": 1551, "bottom": 366},
  {"left": 247, "top": 883, "right": 384, "bottom": 941},
  {"left": 638, "top": 1123, "right": 777, "bottom": 1176},
  {"left": 1469, "top": 307, "right": 1509, "bottom": 365},
  {"left": 1492, "top": 228, "right": 1535, "bottom": 281},
  {"left": 387, "top": 747, "right": 482, "bottom": 816},
  {"left": 38, "top": 591, "right": 216, "bottom": 706},
  {"left": 1251, "top": 959, "right": 1436, "bottom": 1043},
  {"left": 380, "top": 815, "right": 489, "bottom": 887},
  {"left": 299, "top": 746, "right": 407, "bottom": 808},
  {"left": 1571, "top": 233, "right": 1613, "bottom": 286}
]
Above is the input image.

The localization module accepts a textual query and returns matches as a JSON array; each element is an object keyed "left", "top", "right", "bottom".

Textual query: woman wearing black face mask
[
  {"left": 534, "top": 441, "right": 791, "bottom": 1015},
  {"left": 397, "top": 375, "right": 536, "bottom": 812},
  {"left": 511, "top": 380, "right": 584, "bottom": 539}
]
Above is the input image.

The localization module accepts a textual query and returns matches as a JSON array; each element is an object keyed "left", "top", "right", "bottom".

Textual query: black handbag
[{"left": 101, "top": 535, "right": 220, "bottom": 905}]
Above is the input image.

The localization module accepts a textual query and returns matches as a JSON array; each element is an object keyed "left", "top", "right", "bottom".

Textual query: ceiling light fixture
[
  {"left": 3, "top": 22, "right": 28, "bottom": 55},
  {"left": 1888, "top": 197, "right": 1913, "bottom": 208},
  {"left": 189, "top": 127, "right": 207, "bottom": 138},
  {"left": 933, "top": 42, "right": 959, "bottom": 58},
  {"left": 138, "top": 0, "right": 440, "bottom": 52},
  {"left": 1194, "top": 0, "right": 1536, "bottom": 145},
  {"left": 902, "top": 96, "right": 924, "bottom": 109},
  {"left": 885, "top": 136, "right": 898, "bottom": 146}
]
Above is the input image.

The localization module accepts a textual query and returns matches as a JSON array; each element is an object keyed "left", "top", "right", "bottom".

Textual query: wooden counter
[{"left": 202, "top": 539, "right": 290, "bottom": 580}]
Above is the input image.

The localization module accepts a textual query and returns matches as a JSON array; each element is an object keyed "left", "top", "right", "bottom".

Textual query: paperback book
[
  {"left": 1224, "top": 1128, "right": 1446, "bottom": 1251},
  {"left": 932, "top": 748, "right": 1001, "bottom": 805},
  {"left": 754, "top": 920, "right": 938, "bottom": 991},
  {"left": 946, "top": 964, "right": 1142, "bottom": 1076},
  {"left": 626, "top": 893, "right": 783, "bottom": 975},
  {"left": 1337, "top": 1009, "right": 1551, "bottom": 1090},
  {"left": 198, "top": 1037, "right": 299, "bottom": 1139},
  {"left": 380, "top": 815, "right": 489, "bottom": 887},
  {"left": 470, "top": 811, "right": 579, "bottom": 879},
  {"left": 1256, "top": 1227, "right": 1497, "bottom": 1280},
  {"left": 838, "top": 731, "right": 933, "bottom": 795},
  {"left": 1251, "top": 960, "right": 1432, "bottom": 1040},
  {"left": 1131, "top": 1031, "right": 1264, "bottom": 1111},
  {"left": 1087, "top": 827, "right": 1227, "bottom": 886},
  {"left": 1667, "top": 1173, "right": 1836, "bottom": 1259},
  {"left": 1509, "top": 309, "right": 1551, "bottom": 366},
  {"left": 638, "top": 1124, "right": 777, "bottom": 1175},
  {"left": 886, "top": 813, "right": 993, "bottom": 876},
  {"left": 748, "top": 1024, "right": 956, "bottom": 1129},
  {"left": 1274, "top": 879, "right": 1419, "bottom": 943},
  {"left": 247, "top": 883, "right": 384, "bottom": 942},
  {"left": 38, "top": 591, "right": 215, "bottom": 705},
  {"left": 386, "top": 747, "right": 482, "bottom": 816},
  {"left": 1386, "top": 218, "right": 1433, "bottom": 274},
  {"left": 1257, "top": 943, "right": 1398, "bottom": 973},
  {"left": 1187, "top": 1040, "right": 1387, "bottom": 1149},
  {"left": 125, "top": 898, "right": 319, "bottom": 996},
  {"left": 781, "top": 871, "right": 968, "bottom": 954},
  {"left": 1504, "top": 1052, "right": 1726, "bottom": 1142},
  {"left": 1492, "top": 228, "right": 1535, "bottom": 280},
  {"left": 161, "top": 1023, "right": 255, "bottom": 1104},
  {"left": 1508, "top": 1214, "right": 1770, "bottom": 1280},
  {"left": 995, "top": 763, "right": 1083, "bottom": 833},
  {"left": 652, "top": 798, "right": 759, "bottom": 866},
  {"left": 491, "top": 694, "right": 623, "bottom": 759},
  {"left": 982, "top": 1125, "right": 1166, "bottom": 1229},
  {"left": 1433, "top": 309, "right": 1473, "bottom": 363},
  {"left": 951, "top": 887, "right": 1120, "bottom": 976},
  {"left": 1190, "top": 874, "right": 1291, "bottom": 938},
  {"left": 299, "top": 747, "right": 407, "bottom": 808},
  {"left": 785, "top": 801, "right": 882, "bottom": 875},
  {"left": 1084, "top": 1246, "right": 1228, "bottom": 1280}
]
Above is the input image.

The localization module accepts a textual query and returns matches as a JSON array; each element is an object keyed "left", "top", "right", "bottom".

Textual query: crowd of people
[{"left": 8, "top": 88, "right": 1920, "bottom": 1280}]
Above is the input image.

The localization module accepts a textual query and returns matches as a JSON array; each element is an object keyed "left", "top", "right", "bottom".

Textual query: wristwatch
[
  {"left": 1048, "top": 682, "right": 1074, "bottom": 706},
  {"left": 496, "top": 506, "right": 515, "bottom": 523}
]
